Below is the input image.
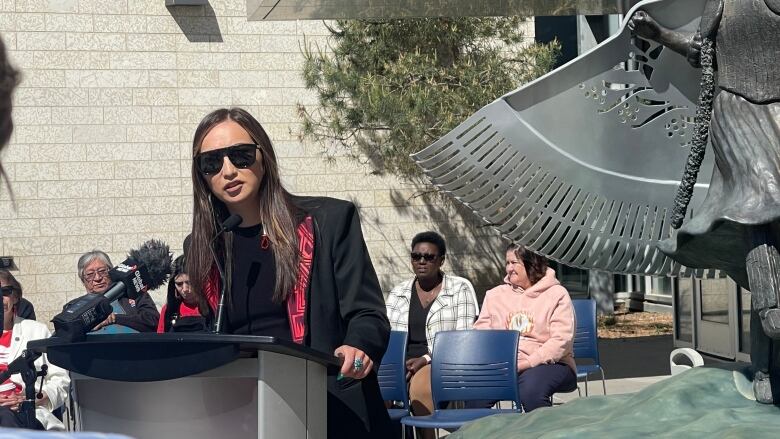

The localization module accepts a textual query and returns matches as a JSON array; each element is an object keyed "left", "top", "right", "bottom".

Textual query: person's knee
[{"left": 409, "top": 365, "right": 431, "bottom": 399}]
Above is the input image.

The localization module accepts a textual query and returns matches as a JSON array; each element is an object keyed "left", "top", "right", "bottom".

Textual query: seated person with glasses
[
  {"left": 158, "top": 255, "right": 212, "bottom": 332},
  {"left": 77, "top": 250, "right": 160, "bottom": 333},
  {"left": 385, "top": 231, "right": 479, "bottom": 439},
  {"left": 0, "top": 270, "right": 69, "bottom": 430}
]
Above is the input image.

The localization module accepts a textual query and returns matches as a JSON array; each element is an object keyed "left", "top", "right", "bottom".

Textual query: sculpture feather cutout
[{"left": 412, "top": 0, "right": 719, "bottom": 278}]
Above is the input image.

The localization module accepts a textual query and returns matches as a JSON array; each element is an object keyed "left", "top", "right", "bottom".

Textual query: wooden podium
[{"left": 28, "top": 334, "right": 340, "bottom": 439}]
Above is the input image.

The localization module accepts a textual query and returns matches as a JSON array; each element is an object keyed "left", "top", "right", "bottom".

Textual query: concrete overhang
[{"left": 246, "top": 0, "right": 638, "bottom": 21}]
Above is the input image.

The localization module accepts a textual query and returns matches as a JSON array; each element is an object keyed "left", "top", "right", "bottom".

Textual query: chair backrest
[
  {"left": 377, "top": 330, "right": 409, "bottom": 408},
  {"left": 572, "top": 299, "right": 600, "bottom": 363},
  {"left": 430, "top": 330, "right": 520, "bottom": 406}
]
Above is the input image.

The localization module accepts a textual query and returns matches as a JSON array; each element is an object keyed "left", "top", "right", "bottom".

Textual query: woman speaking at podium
[{"left": 186, "top": 108, "right": 393, "bottom": 438}]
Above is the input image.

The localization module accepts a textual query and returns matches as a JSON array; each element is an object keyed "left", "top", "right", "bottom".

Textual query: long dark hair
[
  {"left": 506, "top": 243, "right": 548, "bottom": 285},
  {"left": 187, "top": 108, "right": 301, "bottom": 310},
  {"left": 164, "top": 255, "right": 193, "bottom": 331}
]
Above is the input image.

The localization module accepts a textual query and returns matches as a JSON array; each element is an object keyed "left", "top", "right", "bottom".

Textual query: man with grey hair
[{"left": 77, "top": 250, "right": 160, "bottom": 333}]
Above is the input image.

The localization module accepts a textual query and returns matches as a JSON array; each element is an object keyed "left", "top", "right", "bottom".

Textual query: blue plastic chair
[
  {"left": 378, "top": 330, "right": 410, "bottom": 419},
  {"left": 572, "top": 299, "right": 606, "bottom": 396},
  {"left": 378, "top": 331, "right": 411, "bottom": 437},
  {"left": 400, "top": 330, "right": 522, "bottom": 437}
]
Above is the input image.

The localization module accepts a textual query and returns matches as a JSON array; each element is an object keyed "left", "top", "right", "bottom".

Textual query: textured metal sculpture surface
[{"left": 413, "top": 0, "right": 712, "bottom": 278}]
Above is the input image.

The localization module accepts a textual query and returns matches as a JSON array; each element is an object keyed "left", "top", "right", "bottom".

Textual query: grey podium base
[{"left": 71, "top": 352, "right": 327, "bottom": 439}]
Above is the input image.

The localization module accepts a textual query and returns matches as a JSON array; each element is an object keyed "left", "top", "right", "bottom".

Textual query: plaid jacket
[{"left": 386, "top": 273, "right": 479, "bottom": 354}]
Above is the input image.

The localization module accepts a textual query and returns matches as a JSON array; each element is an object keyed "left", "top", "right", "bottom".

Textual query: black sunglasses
[
  {"left": 1, "top": 286, "right": 15, "bottom": 296},
  {"left": 411, "top": 253, "right": 439, "bottom": 262},
  {"left": 196, "top": 143, "right": 261, "bottom": 175}
]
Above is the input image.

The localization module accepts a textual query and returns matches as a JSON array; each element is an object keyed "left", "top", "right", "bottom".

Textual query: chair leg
[
  {"left": 577, "top": 386, "right": 582, "bottom": 397},
  {"left": 584, "top": 376, "right": 589, "bottom": 396},
  {"left": 600, "top": 367, "right": 607, "bottom": 395}
]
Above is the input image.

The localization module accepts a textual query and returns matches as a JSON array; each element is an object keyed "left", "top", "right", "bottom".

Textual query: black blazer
[
  {"left": 294, "top": 196, "right": 393, "bottom": 438},
  {"left": 114, "top": 293, "right": 160, "bottom": 333}
]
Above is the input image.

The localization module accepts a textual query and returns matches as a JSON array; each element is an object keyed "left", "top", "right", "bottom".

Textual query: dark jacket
[
  {"left": 205, "top": 196, "right": 392, "bottom": 437},
  {"left": 114, "top": 293, "right": 159, "bottom": 333},
  {"left": 294, "top": 196, "right": 393, "bottom": 438}
]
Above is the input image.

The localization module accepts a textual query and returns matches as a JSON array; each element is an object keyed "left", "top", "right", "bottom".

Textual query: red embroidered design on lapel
[{"left": 287, "top": 216, "right": 314, "bottom": 344}]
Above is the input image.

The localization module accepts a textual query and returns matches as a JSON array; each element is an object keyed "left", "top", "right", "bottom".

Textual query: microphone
[
  {"left": 212, "top": 214, "right": 242, "bottom": 333},
  {"left": 52, "top": 240, "right": 173, "bottom": 342}
]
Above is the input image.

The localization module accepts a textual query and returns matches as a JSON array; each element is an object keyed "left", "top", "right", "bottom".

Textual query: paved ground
[{"left": 598, "top": 334, "right": 674, "bottom": 379}]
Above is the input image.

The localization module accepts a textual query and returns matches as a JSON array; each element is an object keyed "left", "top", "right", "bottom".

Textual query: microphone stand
[
  {"left": 212, "top": 241, "right": 229, "bottom": 334},
  {"left": 210, "top": 214, "right": 242, "bottom": 334}
]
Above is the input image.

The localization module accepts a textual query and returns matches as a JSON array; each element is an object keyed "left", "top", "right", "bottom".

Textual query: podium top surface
[{"left": 28, "top": 333, "right": 340, "bottom": 382}]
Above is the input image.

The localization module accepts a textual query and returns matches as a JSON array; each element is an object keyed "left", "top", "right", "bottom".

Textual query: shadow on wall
[
  {"left": 363, "top": 188, "right": 506, "bottom": 304},
  {"left": 167, "top": 3, "right": 223, "bottom": 43}
]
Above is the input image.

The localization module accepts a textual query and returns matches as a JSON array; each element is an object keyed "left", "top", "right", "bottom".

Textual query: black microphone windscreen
[
  {"left": 222, "top": 214, "right": 243, "bottom": 232},
  {"left": 128, "top": 239, "right": 173, "bottom": 290}
]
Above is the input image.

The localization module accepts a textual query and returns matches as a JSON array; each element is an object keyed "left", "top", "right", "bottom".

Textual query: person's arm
[
  {"left": 333, "top": 202, "right": 391, "bottom": 372},
  {"left": 627, "top": 10, "right": 703, "bottom": 67},
  {"left": 114, "top": 294, "right": 161, "bottom": 332},
  {"left": 472, "top": 290, "right": 494, "bottom": 330},
  {"left": 156, "top": 304, "right": 168, "bottom": 333},
  {"left": 453, "top": 278, "right": 479, "bottom": 330},
  {"left": 523, "top": 290, "right": 575, "bottom": 371}
]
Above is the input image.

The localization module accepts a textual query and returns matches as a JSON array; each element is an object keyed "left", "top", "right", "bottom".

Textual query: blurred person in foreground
[
  {"left": 0, "top": 270, "right": 69, "bottom": 430},
  {"left": 77, "top": 250, "right": 159, "bottom": 333}
]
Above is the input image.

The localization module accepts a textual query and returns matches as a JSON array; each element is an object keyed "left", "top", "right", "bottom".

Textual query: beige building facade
[{"left": 0, "top": 0, "right": 509, "bottom": 324}]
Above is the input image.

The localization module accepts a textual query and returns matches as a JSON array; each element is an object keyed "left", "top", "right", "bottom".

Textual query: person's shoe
[
  {"left": 760, "top": 308, "right": 780, "bottom": 339},
  {"left": 753, "top": 370, "right": 774, "bottom": 404}
]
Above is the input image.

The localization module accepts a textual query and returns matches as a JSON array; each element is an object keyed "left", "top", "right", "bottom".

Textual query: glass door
[{"left": 695, "top": 277, "right": 737, "bottom": 359}]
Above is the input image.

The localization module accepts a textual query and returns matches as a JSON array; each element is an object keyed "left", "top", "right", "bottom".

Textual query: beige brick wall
[{"left": 0, "top": 0, "right": 510, "bottom": 325}]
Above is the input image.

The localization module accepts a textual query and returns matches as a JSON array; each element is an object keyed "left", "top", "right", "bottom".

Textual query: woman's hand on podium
[{"left": 334, "top": 345, "right": 373, "bottom": 379}]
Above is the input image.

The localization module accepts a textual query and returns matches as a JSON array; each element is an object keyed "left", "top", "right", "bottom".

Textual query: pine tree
[{"left": 299, "top": 17, "right": 560, "bottom": 182}]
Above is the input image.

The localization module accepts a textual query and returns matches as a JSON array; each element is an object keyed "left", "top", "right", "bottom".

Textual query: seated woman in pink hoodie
[{"left": 473, "top": 243, "right": 577, "bottom": 412}]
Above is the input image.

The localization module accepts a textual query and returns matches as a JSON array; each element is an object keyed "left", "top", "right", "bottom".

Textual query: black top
[
  {"left": 114, "top": 294, "right": 160, "bottom": 333},
  {"left": 226, "top": 224, "right": 291, "bottom": 340},
  {"left": 407, "top": 283, "right": 432, "bottom": 359}
]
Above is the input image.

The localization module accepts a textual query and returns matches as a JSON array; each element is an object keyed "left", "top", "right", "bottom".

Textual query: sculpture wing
[{"left": 412, "top": 0, "right": 717, "bottom": 277}]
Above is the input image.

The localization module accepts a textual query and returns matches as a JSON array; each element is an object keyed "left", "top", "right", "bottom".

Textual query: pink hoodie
[{"left": 474, "top": 268, "right": 576, "bottom": 373}]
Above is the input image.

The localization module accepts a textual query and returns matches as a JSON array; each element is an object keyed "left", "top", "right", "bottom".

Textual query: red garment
[
  {"left": 156, "top": 301, "right": 203, "bottom": 333},
  {"left": 0, "top": 330, "right": 22, "bottom": 396},
  {"left": 204, "top": 216, "right": 315, "bottom": 344}
]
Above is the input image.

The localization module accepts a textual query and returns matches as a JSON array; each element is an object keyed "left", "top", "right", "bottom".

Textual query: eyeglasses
[
  {"left": 0, "top": 286, "right": 15, "bottom": 297},
  {"left": 411, "top": 253, "right": 439, "bottom": 262},
  {"left": 196, "top": 143, "right": 261, "bottom": 175},
  {"left": 84, "top": 268, "right": 109, "bottom": 281}
]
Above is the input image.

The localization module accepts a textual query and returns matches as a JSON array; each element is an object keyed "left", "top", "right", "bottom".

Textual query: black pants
[
  {"left": 0, "top": 405, "right": 44, "bottom": 430},
  {"left": 466, "top": 362, "right": 577, "bottom": 412},
  {"left": 517, "top": 362, "right": 577, "bottom": 412}
]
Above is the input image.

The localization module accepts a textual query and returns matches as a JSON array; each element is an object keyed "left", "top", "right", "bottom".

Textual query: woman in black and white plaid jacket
[{"left": 385, "top": 231, "right": 479, "bottom": 439}]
